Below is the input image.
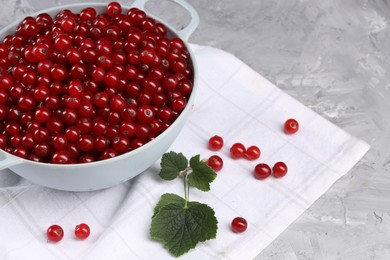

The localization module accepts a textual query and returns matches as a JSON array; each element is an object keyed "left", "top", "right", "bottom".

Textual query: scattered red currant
[
  {"left": 244, "top": 145, "right": 260, "bottom": 160},
  {"left": 273, "top": 161, "right": 288, "bottom": 178},
  {"left": 254, "top": 163, "right": 271, "bottom": 179},
  {"left": 208, "top": 135, "right": 223, "bottom": 151},
  {"left": 231, "top": 217, "right": 247, "bottom": 233},
  {"left": 46, "top": 224, "right": 64, "bottom": 242},
  {"left": 230, "top": 143, "right": 246, "bottom": 159},
  {"left": 207, "top": 155, "right": 223, "bottom": 172},
  {"left": 75, "top": 223, "right": 90, "bottom": 240},
  {"left": 284, "top": 118, "right": 299, "bottom": 134}
]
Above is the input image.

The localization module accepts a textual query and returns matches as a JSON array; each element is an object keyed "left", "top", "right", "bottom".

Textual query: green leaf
[
  {"left": 159, "top": 151, "right": 188, "bottom": 181},
  {"left": 152, "top": 193, "right": 185, "bottom": 218},
  {"left": 188, "top": 155, "right": 217, "bottom": 192},
  {"left": 150, "top": 201, "right": 218, "bottom": 257}
]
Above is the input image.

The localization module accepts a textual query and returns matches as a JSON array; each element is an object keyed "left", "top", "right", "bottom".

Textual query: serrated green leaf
[
  {"left": 159, "top": 151, "right": 188, "bottom": 181},
  {"left": 188, "top": 155, "right": 217, "bottom": 192},
  {"left": 152, "top": 193, "right": 185, "bottom": 218},
  {"left": 150, "top": 201, "right": 218, "bottom": 257}
]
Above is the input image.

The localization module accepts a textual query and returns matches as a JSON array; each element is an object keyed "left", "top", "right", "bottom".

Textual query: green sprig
[{"left": 150, "top": 151, "right": 218, "bottom": 257}]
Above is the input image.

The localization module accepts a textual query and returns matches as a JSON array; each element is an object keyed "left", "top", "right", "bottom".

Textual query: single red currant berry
[
  {"left": 171, "top": 58, "right": 187, "bottom": 73},
  {"left": 0, "top": 74, "right": 14, "bottom": 90},
  {"left": 34, "top": 85, "right": 50, "bottom": 102},
  {"left": 33, "top": 127, "right": 49, "bottom": 142},
  {"left": 75, "top": 223, "right": 90, "bottom": 240},
  {"left": 244, "top": 145, "right": 261, "bottom": 161},
  {"left": 51, "top": 150, "right": 71, "bottom": 164},
  {"left": 208, "top": 135, "right": 224, "bottom": 151},
  {"left": 50, "top": 64, "right": 67, "bottom": 81},
  {"left": 231, "top": 217, "right": 247, "bottom": 233},
  {"left": 100, "top": 148, "right": 118, "bottom": 160},
  {"left": 254, "top": 163, "right": 272, "bottom": 180},
  {"left": 60, "top": 17, "right": 76, "bottom": 32},
  {"left": 95, "top": 136, "right": 109, "bottom": 151},
  {"left": 107, "top": 2, "right": 122, "bottom": 17},
  {"left": 34, "top": 143, "right": 51, "bottom": 158},
  {"left": 170, "top": 38, "right": 185, "bottom": 51},
  {"left": 112, "top": 135, "right": 130, "bottom": 153},
  {"left": 32, "top": 43, "right": 50, "bottom": 61},
  {"left": 207, "top": 155, "right": 223, "bottom": 172},
  {"left": 91, "top": 67, "right": 105, "bottom": 82},
  {"left": 80, "top": 7, "right": 97, "bottom": 21},
  {"left": 35, "top": 107, "right": 51, "bottom": 123},
  {"left": 65, "top": 126, "right": 80, "bottom": 142},
  {"left": 171, "top": 96, "right": 186, "bottom": 112},
  {"left": 18, "top": 94, "right": 36, "bottom": 111},
  {"left": 51, "top": 134, "right": 68, "bottom": 150},
  {"left": 137, "top": 105, "right": 154, "bottom": 123},
  {"left": 54, "top": 34, "right": 72, "bottom": 52},
  {"left": 119, "top": 120, "right": 136, "bottom": 137},
  {"left": 77, "top": 135, "right": 94, "bottom": 152},
  {"left": 80, "top": 154, "right": 95, "bottom": 163},
  {"left": 272, "top": 162, "right": 288, "bottom": 178},
  {"left": 68, "top": 79, "right": 84, "bottom": 97},
  {"left": 140, "top": 49, "right": 156, "bottom": 65},
  {"left": 93, "top": 92, "right": 109, "bottom": 108},
  {"left": 284, "top": 118, "right": 299, "bottom": 134},
  {"left": 230, "top": 143, "right": 246, "bottom": 159},
  {"left": 47, "top": 224, "right": 64, "bottom": 242}
]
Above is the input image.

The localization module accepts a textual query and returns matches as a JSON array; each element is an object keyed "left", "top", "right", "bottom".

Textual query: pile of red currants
[{"left": 0, "top": 2, "right": 193, "bottom": 164}]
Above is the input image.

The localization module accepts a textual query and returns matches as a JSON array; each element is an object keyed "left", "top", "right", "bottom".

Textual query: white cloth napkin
[{"left": 0, "top": 44, "right": 370, "bottom": 260}]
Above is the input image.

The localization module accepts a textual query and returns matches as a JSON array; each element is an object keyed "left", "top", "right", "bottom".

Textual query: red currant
[
  {"left": 50, "top": 64, "right": 67, "bottom": 81},
  {"left": 32, "top": 43, "right": 50, "bottom": 61},
  {"left": 231, "top": 217, "right": 247, "bottom": 233},
  {"left": 75, "top": 223, "right": 90, "bottom": 240},
  {"left": 107, "top": 2, "right": 122, "bottom": 18},
  {"left": 34, "top": 143, "right": 51, "bottom": 158},
  {"left": 33, "top": 127, "right": 49, "bottom": 142},
  {"left": 119, "top": 120, "right": 136, "bottom": 137},
  {"left": 51, "top": 150, "right": 71, "bottom": 164},
  {"left": 230, "top": 143, "right": 246, "bottom": 159},
  {"left": 137, "top": 105, "right": 154, "bottom": 123},
  {"left": 47, "top": 224, "right": 64, "bottom": 242},
  {"left": 61, "top": 17, "right": 76, "bottom": 32},
  {"left": 112, "top": 135, "right": 130, "bottom": 153},
  {"left": 207, "top": 155, "right": 223, "bottom": 172},
  {"left": 80, "top": 8, "right": 96, "bottom": 21},
  {"left": 273, "top": 161, "right": 288, "bottom": 178},
  {"left": 171, "top": 96, "right": 186, "bottom": 112},
  {"left": 208, "top": 135, "right": 223, "bottom": 151},
  {"left": 254, "top": 163, "right": 271, "bottom": 179},
  {"left": 54, "top": 34, "right": 72, "bottom": 52},
  {"left": 140, "top": 49, "right": 156, "bottom": 65},
  {"left": 244, "top": 145, "right": 261, "bottom": 160},
  {"left": 171, "top": 58, "right": 187, "bottom": 73},
  {"left": 65, "top": 126, "right": 80, "bottom": 142},
  {"left": 35, "top": 107, "right": 51, "bottom": 123},
  {"left": 77, "top": 135, "right": 94, "bottom": 152},
  {"left": 68, "top": 79, "right": 84, "bottom": 97},
  {"left": 284, "top": 118, "right": 299, "bottom": 134}
]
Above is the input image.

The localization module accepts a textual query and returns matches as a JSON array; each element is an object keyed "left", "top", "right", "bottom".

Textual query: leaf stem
[{"left": 183, "top": 173, "right": 189, "bottom": 208}]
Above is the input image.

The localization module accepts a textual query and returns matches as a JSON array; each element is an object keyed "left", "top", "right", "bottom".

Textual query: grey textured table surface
[{"left": 1, "top": 0, "right": 389, "bottom": 259}]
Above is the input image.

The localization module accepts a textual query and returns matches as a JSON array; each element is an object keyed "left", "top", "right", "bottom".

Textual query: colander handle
[
  {"left": 0, "top": 152, "right": 23, "bottom": 171},
  {"left": 131, "top": 0, "right": 199, "bottom": 41}
]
